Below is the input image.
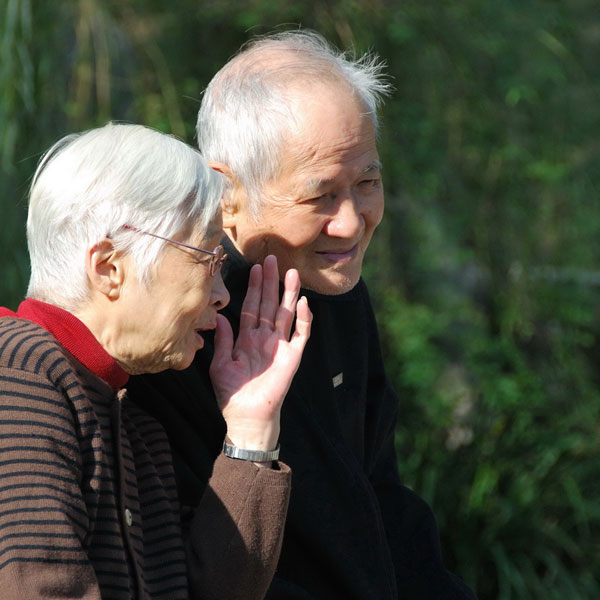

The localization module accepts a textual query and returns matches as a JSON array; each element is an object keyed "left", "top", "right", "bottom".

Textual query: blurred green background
[{"left": 1, "top": 1, "right": 599, "bottom": 597}]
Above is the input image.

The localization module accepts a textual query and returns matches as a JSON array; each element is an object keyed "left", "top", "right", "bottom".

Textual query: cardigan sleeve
[
  {"left": 186, "top": 453, "right": 291, "bottom": 600},
  {"left": 0, "top": 366, "right": 102, "bottom": 599}
]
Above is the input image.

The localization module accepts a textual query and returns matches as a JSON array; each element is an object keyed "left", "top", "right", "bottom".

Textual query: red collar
[{"left": 0, "top": 299, "right": 128, "bottom": 390}]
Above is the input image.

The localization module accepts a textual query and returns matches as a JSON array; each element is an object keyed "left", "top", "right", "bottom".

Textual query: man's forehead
[{"left": 263, "top": 82, "right": 380, "bottom": 197}]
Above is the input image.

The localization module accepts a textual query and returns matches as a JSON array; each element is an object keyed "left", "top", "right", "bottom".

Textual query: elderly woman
[{"left": 0, "top": 123, "right": 311, "bottom": 599}]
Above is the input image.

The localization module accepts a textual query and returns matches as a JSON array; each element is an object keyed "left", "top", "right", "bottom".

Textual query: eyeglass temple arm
[{"left": 122, "top": 224, "right": 216, "bottom": 257}]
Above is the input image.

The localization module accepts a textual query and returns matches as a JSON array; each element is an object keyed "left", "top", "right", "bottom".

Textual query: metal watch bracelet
[{"left": 222, "top": 441, "right": 280, "bottom": 462}]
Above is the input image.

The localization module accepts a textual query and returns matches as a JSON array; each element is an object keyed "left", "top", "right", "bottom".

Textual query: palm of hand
[{"left": 209, "top": 256, "right": 312, "bottom": 450}]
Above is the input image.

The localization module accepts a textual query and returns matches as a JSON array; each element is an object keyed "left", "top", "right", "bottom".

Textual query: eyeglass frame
[{"left": 122, "top": 224, "right": 227, "bottom": 276}]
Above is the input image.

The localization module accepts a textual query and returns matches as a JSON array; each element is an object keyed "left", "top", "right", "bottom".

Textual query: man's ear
[
  {"left": 209, "top": 161, "right": 246, "bottom": 230},
  {"left": 86, "top": 239, "right": 126, "bottom": 300}
]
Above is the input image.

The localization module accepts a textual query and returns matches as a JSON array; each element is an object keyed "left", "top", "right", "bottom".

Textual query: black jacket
[{"left": 128, "top": 239, "right": 476, "bottom": 599}]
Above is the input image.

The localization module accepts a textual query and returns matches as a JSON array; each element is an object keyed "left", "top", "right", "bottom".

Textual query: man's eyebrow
[
  {"left": 304, "top": 161, "right": 383, "bottom": 194},
  {"left": 360, "top": 160, "right": 383, "bottom": 175}
]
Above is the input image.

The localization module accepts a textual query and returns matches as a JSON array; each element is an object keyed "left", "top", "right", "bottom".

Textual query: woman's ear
[{"left": 86, "top": 239, "right": 126, "bottom": 300}]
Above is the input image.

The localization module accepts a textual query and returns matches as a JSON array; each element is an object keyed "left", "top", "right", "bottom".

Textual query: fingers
[
  {"left": 289, "top": 296, "right": 312, "bottom": 353},
  {"left": 240, "top": 256, "right": 306, "bottom": 339},
  {"left": 239, "top": 263, "right": 262, "bottom": 330},
  {"left": 210, "top": 314, "right": 234, "bottom": 370},
  {"left": 259, "top": 255, "right": 279, "bottom": 327},
  {"left": 275, "top": 268, "right": 301, "bottom": 338},
  {"left": 240, "top": 255, "right": 280, "bottom": 331}
]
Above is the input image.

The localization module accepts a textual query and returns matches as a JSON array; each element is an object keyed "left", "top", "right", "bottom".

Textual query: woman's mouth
[
  {"left": 194, "top": 322, "right": 216, "bottom": 347},
  {"left": 194, "top": 329, "right": 205, "bottom": 348}
]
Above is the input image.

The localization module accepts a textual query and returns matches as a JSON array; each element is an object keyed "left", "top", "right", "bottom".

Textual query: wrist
[{"left": 224, "top": 421, "right": 280, "bottom": 452}]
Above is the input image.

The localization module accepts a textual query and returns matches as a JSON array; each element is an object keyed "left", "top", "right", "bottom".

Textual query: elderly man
[{"left": 130, "top": 31, "right": 476, "bottom": 599}]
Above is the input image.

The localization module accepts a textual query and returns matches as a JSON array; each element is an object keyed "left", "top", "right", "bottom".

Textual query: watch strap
[{"left": 222, "top": 441, "right": 280, "bottom": 462}]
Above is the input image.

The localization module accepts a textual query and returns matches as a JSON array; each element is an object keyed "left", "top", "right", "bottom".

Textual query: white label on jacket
[{"left": 332, "top": 372, "right": 344, "bottom": 388}]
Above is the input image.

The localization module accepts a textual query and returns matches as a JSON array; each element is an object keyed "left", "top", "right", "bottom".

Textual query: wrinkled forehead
[{"left": 282, "top": 86, "right": 377, "bottom": 165}]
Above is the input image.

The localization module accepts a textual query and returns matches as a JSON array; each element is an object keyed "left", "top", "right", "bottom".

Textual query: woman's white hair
[
  {"left": 27, "top": 122, "right": 223, "bottom": 311},
  {"left": 197, "top": 30, "right": 392, "bottom": 219}
]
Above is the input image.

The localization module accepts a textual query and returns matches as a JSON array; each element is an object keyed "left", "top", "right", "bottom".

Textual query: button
[{"left": 125, "top": 508, "right": 133, "bottom": 527}]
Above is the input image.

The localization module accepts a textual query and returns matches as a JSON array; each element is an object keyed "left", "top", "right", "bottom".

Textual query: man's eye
[
  {"left": 306, "top": 193, "right": 333, "bottom": 203},
  {"left": 359, "top": 178, "right": 381, "bottom": 190}
]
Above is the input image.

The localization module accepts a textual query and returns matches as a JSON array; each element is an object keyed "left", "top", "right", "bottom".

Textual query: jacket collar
[{"left": 0, "top": 298, "right": 128, "bottom": 390}]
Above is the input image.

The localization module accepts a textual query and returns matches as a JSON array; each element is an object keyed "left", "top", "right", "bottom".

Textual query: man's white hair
[
  {"left": 196, "top": 30, "right": 391, "bottom": 218},
  {"left": 27, "top": 122, "right": 223, "bottom": 311}
]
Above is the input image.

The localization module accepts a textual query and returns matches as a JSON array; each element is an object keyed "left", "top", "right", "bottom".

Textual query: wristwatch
[{"left": 222, "top": 441, "right": 280, "bottom": 462}]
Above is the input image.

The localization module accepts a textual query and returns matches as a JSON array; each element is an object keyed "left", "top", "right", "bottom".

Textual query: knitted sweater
[{"left": 0, "top": 304, "right": 291, "bottom": 599}]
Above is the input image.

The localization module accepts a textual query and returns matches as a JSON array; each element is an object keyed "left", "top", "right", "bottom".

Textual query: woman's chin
[{"left": 117, "top": 340, "right": 201, "bottom": 374}]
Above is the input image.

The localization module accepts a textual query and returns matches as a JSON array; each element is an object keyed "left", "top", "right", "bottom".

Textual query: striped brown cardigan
[{"left": 0, "top": 316, "right": 291, "bottom": 599}]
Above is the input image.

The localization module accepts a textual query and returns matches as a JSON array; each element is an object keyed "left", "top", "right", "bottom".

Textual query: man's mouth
[{"left": 316, "top": 244, "right": 359, "bottom": 263}]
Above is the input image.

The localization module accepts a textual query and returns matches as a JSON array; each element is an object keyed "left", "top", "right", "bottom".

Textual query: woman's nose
[{"left": 212, "top": 272, "right": 230, "bottom": 310}]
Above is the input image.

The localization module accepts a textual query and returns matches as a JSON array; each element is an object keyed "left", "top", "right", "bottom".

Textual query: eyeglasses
[{"left": 122, "top": 224, "right": 227, "bottom": 276}]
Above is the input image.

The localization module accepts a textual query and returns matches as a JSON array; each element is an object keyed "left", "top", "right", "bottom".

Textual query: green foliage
[
  {"left": 378, "top": 282, "right": 600, "bottom": 597},
  {"left": 2, "top": 1, "right": 599, "bottom": 597},
  {"left": 367, "top": 2, "right": 600, "bottom": 596}
]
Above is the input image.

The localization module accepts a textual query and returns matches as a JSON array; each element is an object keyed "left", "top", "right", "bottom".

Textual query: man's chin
[{"left": 301, "top": 270, "right": 360, "bottom": 296}]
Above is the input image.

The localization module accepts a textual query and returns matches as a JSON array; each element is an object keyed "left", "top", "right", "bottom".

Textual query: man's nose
[
  {"left": 323, "top": 194, "right": 364, "bottom": 239},
  {"left": 211, "top": 272, "right": 230, "bottom": 310}
]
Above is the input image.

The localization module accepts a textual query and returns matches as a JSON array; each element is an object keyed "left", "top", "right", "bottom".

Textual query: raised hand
[{"left": 209, "top": 255, "right": 312, "bottom": 453}]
